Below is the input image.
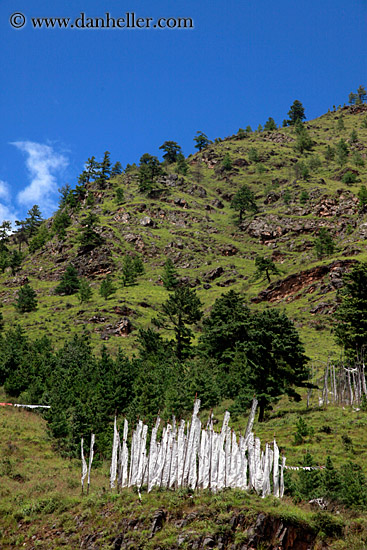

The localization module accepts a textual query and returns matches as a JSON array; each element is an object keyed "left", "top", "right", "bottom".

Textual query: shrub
[{"left": 341, "top": 171, "right": 357, "bottom": 184}]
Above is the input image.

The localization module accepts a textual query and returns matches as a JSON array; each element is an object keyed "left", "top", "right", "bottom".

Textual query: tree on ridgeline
[
  {"left": 193, "top": 131, "right": 211, "bottom": 152},
  {"left": 111, "top": 161, "right": 123, "bottom": 177},
  {"left": 138, "top": 153, "right": 163, "bottom": 193},
  {"left": 264, "top": 117, "right": 277, "bottom": 131},
  {"left": 159, "top": 141, "right": 182, "bottom": 164},
  {"left": 287, "top": 100, "right": 306, "bottom": 125}
]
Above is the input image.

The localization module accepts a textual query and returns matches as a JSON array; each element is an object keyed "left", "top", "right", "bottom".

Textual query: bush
[{"left": 341, "top": 171, "right": 358, "bottom": 184}]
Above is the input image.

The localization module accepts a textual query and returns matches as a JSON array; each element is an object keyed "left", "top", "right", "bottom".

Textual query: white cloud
[
  {"left": 12, "top": 141, "right": 68, "bottom": 216},
  {"left": 0, "top": 180, "right": 10, "bottom": 202},
  {"left": 0, "top": 180, "right": 17, "bottom": 226}
]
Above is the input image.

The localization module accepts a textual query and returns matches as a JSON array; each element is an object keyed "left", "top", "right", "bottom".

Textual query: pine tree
[
  {"left": 287, "top": 100, "right": 306, "bottom": 125},
  {"left": 231, "top": 185, "right": 258, "bottom": 222},
  {"left": 336, "top": 138, "right": 349, "bottom": 166},
  {"left": 111, "top": 161, "right": 123, "bottom": 177},
  {"left": 100, "top": 274, "right": 116, "bottom": 300},
  {"left": 222, "top": 153, "right": 232, "bottom": 171},
  {"left": 175, "top": 153, "right": 188, "bottom": 175},
  {"left": 314, "top": 228, "right": 335, "bottom": 258},
  {"left": 193, "top": 131, "right": 211, "bottom": 152},
  {"left": 253, "top": 256, "right": 281, "bottom": 283},
  {"left": 264, "top": 117, "right": 277, "bottom": 131},
  {"left": 121, "top": 255, "right": 144, "bottom": 287},
  {"left": 162, "top": 258, "right": 179, "bottom": 290},
  {"left": 55, "top": 265, "right": 80, "bottom": 295},
  {"left": 153, "top": 286, "right": 203, "bottom": 360},
  {"left": 78, "top": 278, "right": 92, "bottom": 304},
  {"left": 16, "top": 283, "right": 38, "bottom": 313},
  {"left": 78, "top": 213, "right": 104, "bottom": 249},
  {"left": 159, "top": 141, "right": 182, "bottom": 164}
]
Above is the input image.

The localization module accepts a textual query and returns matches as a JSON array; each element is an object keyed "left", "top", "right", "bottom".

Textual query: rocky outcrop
[{"left": 252, "top": 260, "right": 356, "bottom": 304}]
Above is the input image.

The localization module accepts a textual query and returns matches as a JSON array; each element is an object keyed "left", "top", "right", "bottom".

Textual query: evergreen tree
[
  {"left": 138, "top": 153, "right": 163, "bottom": 193},
  {"left": 78, "top": 278, "right": 92, "bottom": 304},
  {"left": 358, "top": 185, "right": 367, "bottom": 208},
  {"left": 231, "top": 185, "right": 258, "bottom": 222},
  {"left": 264, "top": 117, "right": 277, "bottom": 131},
  {"left": 193, "top": 131, "right": 211, "bottom": 152},
  {"left": 287, "top": 100, "right": 306, "bottom": 125},
  {"left": 58, "top": 184, "right": 72, "bottom": 208},
  {"left": 52, "top": 210, "right": 71, "bottom": 239},
  {"left": 337, "top": 116, "right": 345, "bottom": 131},
  {"left": 97, "top": 151, "right": 112, "bottom": 186},
  {"left": 335, "top": 262, "right": 367, "bottom": 356},
  {"left": 100, "top": 274, "right": 116, "bottom": 300},
  {"left": 314, "top": 228, "right": 335, "bottom": 258},
  {"left": 0, "top": 221, "right": 11, "bottom": 250},
  {"left": 15, "top": 283, "right": 38, "bottom": 313},
  {"left": 222, "top": 153, "right": 232, "bottom": 171},
  {"left": 350, "top": 129, "right": 358, "bottom": 144},
  {"left": 349, "top": 92, "right": 358, "bottom": 105},
  {"left": 336, "top": 138, "right": 349, "bottom": 166},
  {"left": 294, "top": 120, "right": 313, "bottom": 153},
  {"left": 324, "top": 145, "right": 335, "bottom": 161},
  {"left": 9, "top": 249, "right": 23, "bottom": 275},
  {"left": 248, "top": 147, "right": 259, "bottom": 162},
  {"left": 175, "top": 153, "right": 188, "bottom": 176},
  {"left": 84, "top": 156, "right": 99, "bottom": 183},
  {"left": 162, "top": 258, "right": 179, "bottom": 290},
  {"left": 322, "top": 456, "right": 341, "bottom": 501},
  {"left": 0, "top": 311, "right": 4, "bottom": 332},
  {"left": 28, "top": 223, "right": 50, "bottom": 253},
  {"left": 253, "top": 256, "right": 281, "bottom": 283},
  {"left": 121, "top": 255, "right": 145, "bottom": 287},
  {"left": 357, "top": 85, "right": 367, "bottom": 103},
  {"left": 55, "top": 264, "right": 80, "bottom": 295},
  {"left": 24, "top": 205, "right": 43, "bottom": 237},
  {"left": 78, "top": 213, "right": 104, "bottom": 249},
  {"left": 114, "top": 187, "right": 125, "bottom": 204},
  {"left": 159, "top": 141, "right": 182, "bottom": 164},
  {"left": 154, "top": 286, "right": 203, "bottom": 360},
  {"left": 111, "top": 161, "right": 123, "bottom": 177}
]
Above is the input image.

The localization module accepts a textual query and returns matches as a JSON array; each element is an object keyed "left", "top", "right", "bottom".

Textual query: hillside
[
  {"left": 1, "top": 104, "right": 367, "bottom": 362},
  {"left": 2, "top": 390, "right": 367, "bottom": 549}
]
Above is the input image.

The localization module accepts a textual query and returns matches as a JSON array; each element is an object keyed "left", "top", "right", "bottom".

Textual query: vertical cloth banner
[
  {"left": 87, "top": 433, "right": 95, "bottom": 493},
  {"left": 81, "top": 437, "right": 88, "bottom": 491}
]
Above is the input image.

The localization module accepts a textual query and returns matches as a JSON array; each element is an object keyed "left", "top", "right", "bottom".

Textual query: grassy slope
[
  {"left": 2, "top": 392, "right": 367, "bottom": 550},
  {"left": 1, "top": 107, "right": 367, "bottom": 362}
]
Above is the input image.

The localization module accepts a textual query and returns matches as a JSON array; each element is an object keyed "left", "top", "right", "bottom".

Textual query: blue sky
[{"left": 1, "top": 0, "right": 366, "bottom": 223}]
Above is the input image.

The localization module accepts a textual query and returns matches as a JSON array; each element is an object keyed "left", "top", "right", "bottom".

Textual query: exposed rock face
[
  {"left": 73, "top": 246, "right": 114, "bottom": 277},
  {"left": 100, "top": 511, "right": 318, "bottom": 550},
  {"left": 252, "top": 259, "right": 356, "bottom": 304}
]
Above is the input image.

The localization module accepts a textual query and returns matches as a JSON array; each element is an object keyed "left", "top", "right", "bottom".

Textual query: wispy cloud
[
  {"left": 0, "top": 180, "right": 17, "bottom": 226},
  {"left": 12, "top": 141, "right": 68, "bottom": 216}
]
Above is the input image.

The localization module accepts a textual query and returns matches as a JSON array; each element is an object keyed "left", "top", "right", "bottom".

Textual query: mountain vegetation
[{"left": 2, "top": 96, "right": 367, "bottom": 547}]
